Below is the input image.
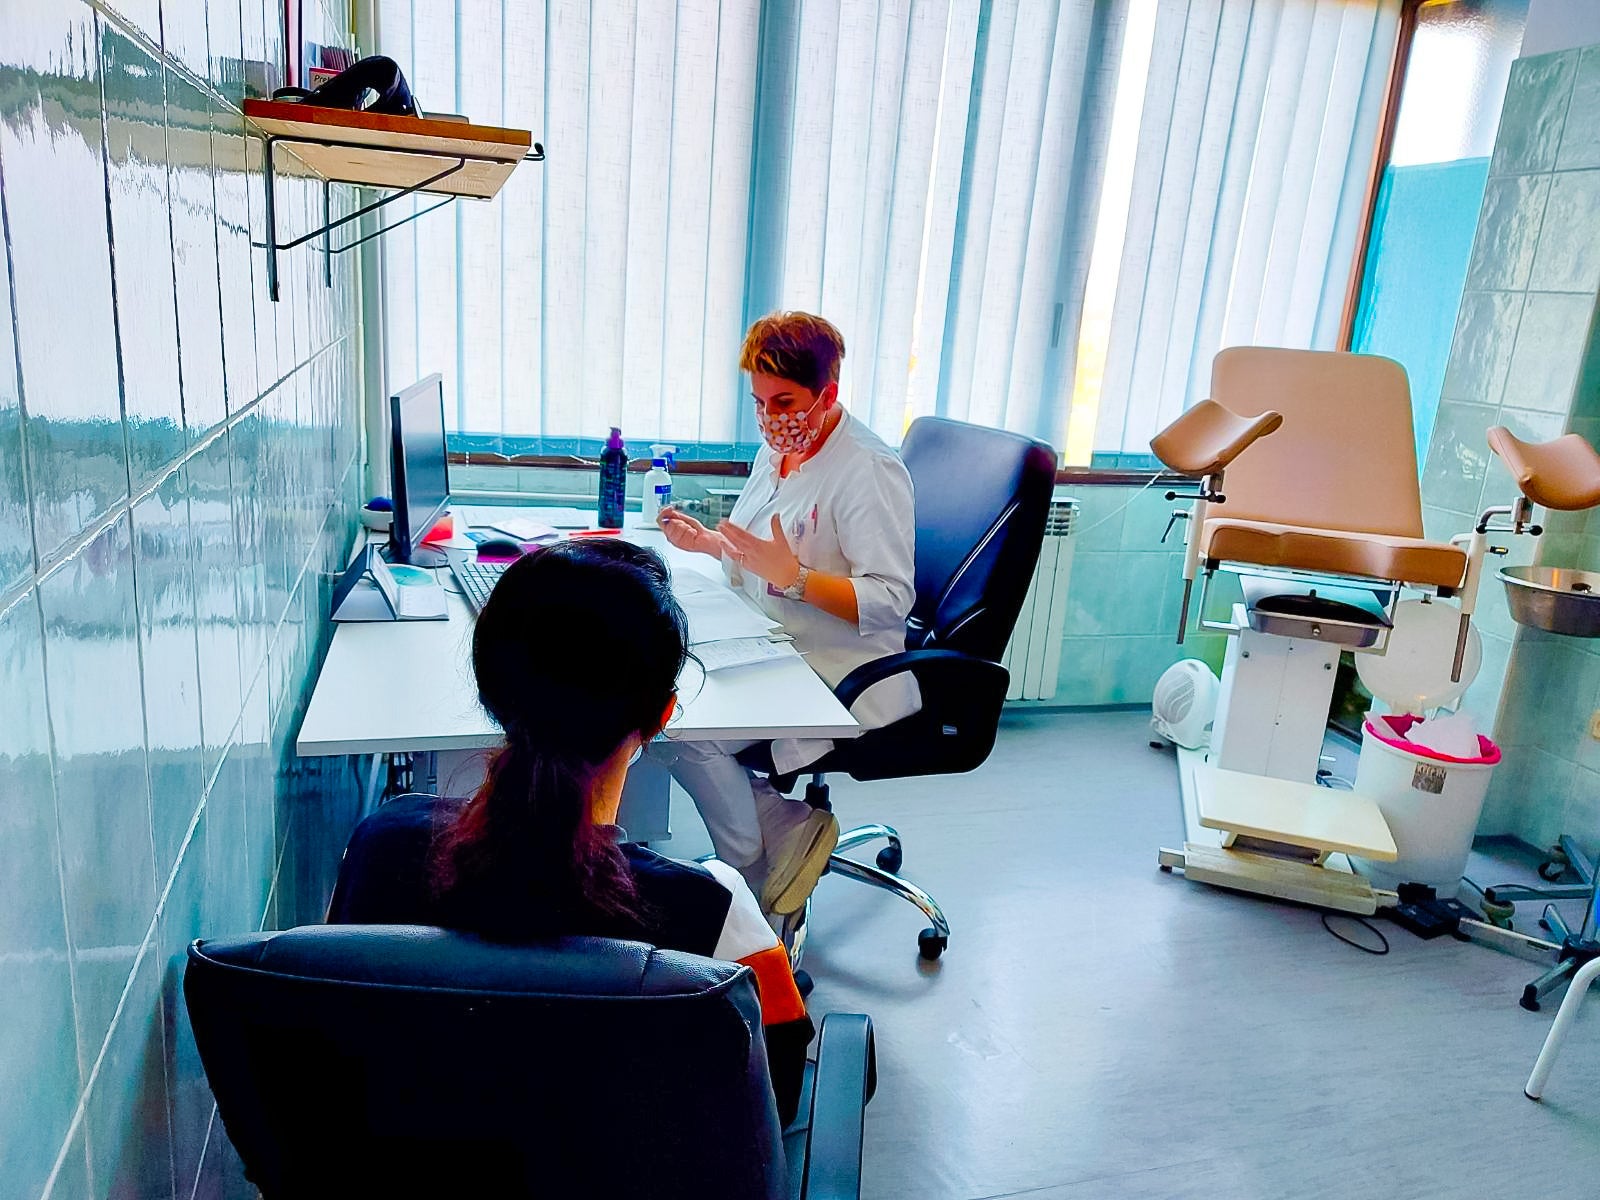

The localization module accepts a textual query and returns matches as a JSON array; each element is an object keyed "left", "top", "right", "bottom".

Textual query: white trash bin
[{"left": 1348, "top": 713, "right": 1500, "bottom": 893}]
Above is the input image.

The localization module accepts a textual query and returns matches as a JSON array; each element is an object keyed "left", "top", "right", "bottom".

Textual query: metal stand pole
[{"left": 263, "top": 136, "right": 280, "bottom": 301}]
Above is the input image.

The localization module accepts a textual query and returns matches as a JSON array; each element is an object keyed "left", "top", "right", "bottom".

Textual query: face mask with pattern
[{"left": 758, "top": 393, "right": 826, "bottom": 455}]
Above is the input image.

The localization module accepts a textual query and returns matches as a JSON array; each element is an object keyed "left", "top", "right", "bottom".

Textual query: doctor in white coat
[{"left": 656, "top": 312, "right": 918, "bottom": 916}]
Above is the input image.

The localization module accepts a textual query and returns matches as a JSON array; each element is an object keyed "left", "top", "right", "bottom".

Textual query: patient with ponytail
[{"left": 328, "top": 539, "right": 812, "bottom": 1120}]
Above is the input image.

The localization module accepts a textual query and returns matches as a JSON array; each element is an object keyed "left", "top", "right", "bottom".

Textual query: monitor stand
[{"left": 381, "top": 539, "right": 449, "bottom": 569}]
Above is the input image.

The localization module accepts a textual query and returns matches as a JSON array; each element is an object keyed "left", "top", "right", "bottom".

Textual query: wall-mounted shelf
[{"left": 241, "top": 99, "right": 542, "bottom": 301}]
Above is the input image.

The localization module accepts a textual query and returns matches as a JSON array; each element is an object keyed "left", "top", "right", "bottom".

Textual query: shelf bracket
[
  {"left": 322, "top": 181, "right": 332, "bottom": 288},
  {"left": 325, "top": 196, "right": 457, "bottom": 256},
  {"left": 255, "top": 132, "right": 476, "bottom": 300}
]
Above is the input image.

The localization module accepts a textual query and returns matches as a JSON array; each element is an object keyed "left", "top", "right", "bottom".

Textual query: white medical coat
[{"left": 724, "top": 408, "right": 921, "bottom": 773}]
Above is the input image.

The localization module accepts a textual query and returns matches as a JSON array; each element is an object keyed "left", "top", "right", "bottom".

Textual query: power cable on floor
[{"left": 1321, "top": 910, "right": 1390, "bottom": 955}]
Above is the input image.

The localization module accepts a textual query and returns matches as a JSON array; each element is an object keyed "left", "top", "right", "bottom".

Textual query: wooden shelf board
[{"left": 243, "top": 99, "right": 532, "bottom": 200}]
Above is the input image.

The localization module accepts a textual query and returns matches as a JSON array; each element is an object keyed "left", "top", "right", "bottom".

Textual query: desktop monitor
[{"left": 387, "top": 374, "right": 451, "bottom": 568}]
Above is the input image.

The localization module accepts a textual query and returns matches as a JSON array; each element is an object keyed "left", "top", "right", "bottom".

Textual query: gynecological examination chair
[{"left": 1147, "top": 348, "right": 1505, "bottom": 916}]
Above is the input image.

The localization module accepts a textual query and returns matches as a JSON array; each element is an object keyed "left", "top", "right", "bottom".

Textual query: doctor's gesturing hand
[
  {"left": 720, "top": 514, "right": 801, "bottom": 589},
  {"left": 657, "top": 505, "right": 732, "bottom": 559},
  {"left": 719, "top": 513, "right": 861, "bottom": 625}
]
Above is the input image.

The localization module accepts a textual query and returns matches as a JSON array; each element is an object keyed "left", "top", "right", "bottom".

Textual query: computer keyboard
[{"left": 449, "top": 556, "right": 510, "bottom": 613}]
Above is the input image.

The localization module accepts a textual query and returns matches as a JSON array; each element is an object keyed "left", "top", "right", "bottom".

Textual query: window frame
[{"left": 1337, "top": 0, "right": 1428, "bottom": 350}]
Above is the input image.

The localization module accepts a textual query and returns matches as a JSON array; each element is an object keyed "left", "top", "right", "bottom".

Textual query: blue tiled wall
[
  {"left": 1419, "top": 45, "right": 1600, "bottom": 848},
  {"left": 0, "top": 2, "right": 364, "bottom": 1197},
  {"left": 1052, "top": 484, "right": 1227, "bottom": 707}
]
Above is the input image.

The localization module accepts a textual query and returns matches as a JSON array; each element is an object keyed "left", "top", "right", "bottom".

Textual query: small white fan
[{"left": 1150, "top": 659, "right": 1220, "bottom": 750}]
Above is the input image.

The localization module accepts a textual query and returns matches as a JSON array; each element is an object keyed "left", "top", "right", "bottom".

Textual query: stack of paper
[
  {"left": 695, "top": 637, "right": 798, "bottom": 672},
  {"left": 670, "top": 569, "right": 721, "bottom": 597},
  {"left": 485, "top": 516, "right": 561, "bottom": 543},
  {"left": 678, "top": 590, "right": 780, "bottom": 644}
]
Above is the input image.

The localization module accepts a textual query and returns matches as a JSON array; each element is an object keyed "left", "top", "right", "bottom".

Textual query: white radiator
[{"left": 1001, "top": 496, "right": 1078, "bottom": 700}]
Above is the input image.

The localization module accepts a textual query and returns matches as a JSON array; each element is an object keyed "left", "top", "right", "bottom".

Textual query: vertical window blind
[
  {"left": 373, "top": 0, "right": 1398, "bottom": 462},
  {"left": 1084, "top": 0, "right": 1401, "bottom": 456}
]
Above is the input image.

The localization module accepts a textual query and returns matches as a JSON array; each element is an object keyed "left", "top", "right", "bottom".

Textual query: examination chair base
[{"left": 1158, "top": 843, "right": 1381, "bottom": 915}]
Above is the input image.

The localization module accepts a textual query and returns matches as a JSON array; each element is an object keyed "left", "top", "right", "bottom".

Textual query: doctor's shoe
[{"left": 762, "top": 809, "right": 839, "bottom": 915}]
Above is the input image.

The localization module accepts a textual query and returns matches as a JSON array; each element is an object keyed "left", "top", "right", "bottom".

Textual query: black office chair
[
  {"left": 184, "top": 925, "right": 875, "bottom": 1200},
  {"left": 759, "top": 417, "right": 1056, "bottom": 960}
]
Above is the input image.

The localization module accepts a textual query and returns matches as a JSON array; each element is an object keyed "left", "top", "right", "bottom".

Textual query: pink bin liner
[{"left": 1363, "top": 713, "right": 1501, "bottom": 765}]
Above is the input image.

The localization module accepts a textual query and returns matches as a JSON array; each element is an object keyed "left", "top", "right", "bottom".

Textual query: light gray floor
[{"left": 668, "top": 710, "right": 1600, "bottom": 1200}]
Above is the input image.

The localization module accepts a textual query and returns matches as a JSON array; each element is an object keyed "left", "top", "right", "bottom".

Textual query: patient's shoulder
[
  {"left": 620, "top": 845, "right": 740, "bottom": 957},
  {"left": 348, "top": 792, "right": 461, "bottom": 853}
]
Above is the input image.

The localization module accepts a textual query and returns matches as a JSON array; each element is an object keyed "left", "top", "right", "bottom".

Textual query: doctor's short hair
[{"left": 740, "top": 311, "right": 846, "bottom": 394}]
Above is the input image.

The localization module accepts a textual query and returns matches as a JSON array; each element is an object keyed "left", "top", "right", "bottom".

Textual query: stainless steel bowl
[{"left": 1500, "top": 565, "right": 1600, "bottom": 638}]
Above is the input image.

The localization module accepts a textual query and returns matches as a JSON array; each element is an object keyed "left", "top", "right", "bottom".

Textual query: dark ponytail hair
[{"left": 432, "top": 539, "right": 689, "bottom": 939}]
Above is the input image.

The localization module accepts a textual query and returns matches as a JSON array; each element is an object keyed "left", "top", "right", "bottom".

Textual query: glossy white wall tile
[{"left": 0, "top": 3, "right": 364, "bottom": 1196}]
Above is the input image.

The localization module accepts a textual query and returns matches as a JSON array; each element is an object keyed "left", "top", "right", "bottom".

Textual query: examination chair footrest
[{"left": 1159, "top": 843, "right": 1380, "bottom": 915}]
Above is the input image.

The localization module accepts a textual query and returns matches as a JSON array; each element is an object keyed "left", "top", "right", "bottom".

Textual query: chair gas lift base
[
  {"left": 762, "top": 418, "right": 1057, "bottom": 966},
  {"left": 770, "top": 771, "right": 953, "bottom": 966}
]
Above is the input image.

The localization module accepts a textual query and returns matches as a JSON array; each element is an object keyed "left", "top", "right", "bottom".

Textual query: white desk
[{"left": 295, "top": 508, "right": 860, "bottom": 839}]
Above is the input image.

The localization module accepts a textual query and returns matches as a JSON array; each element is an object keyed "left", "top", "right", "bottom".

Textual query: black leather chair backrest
[
  {"left": 900, "top": 417, "right": 1057, "bottom": 660},
  {"left": 185, "top": 926, "right": 787, "bottom": 1200}
]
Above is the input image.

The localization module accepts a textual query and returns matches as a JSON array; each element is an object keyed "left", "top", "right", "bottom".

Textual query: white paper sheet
[
  {"left": 678, "top": 590, "right": 780, "bottom": 643},
  {"left": 670, "top": 569, "right": 722, "bottom": 597},
  {"left": 394, "top": 581, "right": 447, "bottom": 620},
  {"left": 457, "top": 505, "right": 595, "bottom": 531},
  {"left": 693, "top": 637, "right": 799, "bottom": 671}
]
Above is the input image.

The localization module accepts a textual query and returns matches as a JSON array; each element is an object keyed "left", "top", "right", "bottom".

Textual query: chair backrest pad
[
  {"left": 185, "top": 926, "right": 788, "bottom": 1199},
  {"left": 899, "top": 417, "right": 1057, "bottom": 662},
  {"left": 1209, "top": 347, "right": 1424, "bottom": 537}
]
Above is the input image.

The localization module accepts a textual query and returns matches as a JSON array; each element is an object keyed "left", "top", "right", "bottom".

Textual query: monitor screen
[{"left": 389, "top": 374, "right": 451, "bottom": 563}]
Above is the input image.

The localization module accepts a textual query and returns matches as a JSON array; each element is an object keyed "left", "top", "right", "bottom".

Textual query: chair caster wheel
[
  {"left": 1539, "top": 859, "right": 1566, "bottom": 882},
  {"left": 918, "top": 929, "right": 947, "bottom": 960},
  {"left": 876, "top": 845, "right": 903, "bottom": 873},
  {"left": 1159, "top": 863, "right": 1174, "bottom": 873}
]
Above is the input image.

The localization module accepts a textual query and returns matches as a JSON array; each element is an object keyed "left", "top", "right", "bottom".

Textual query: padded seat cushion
[{"left": 1201, "top": 518, "right": 1467, "bottom": 588}]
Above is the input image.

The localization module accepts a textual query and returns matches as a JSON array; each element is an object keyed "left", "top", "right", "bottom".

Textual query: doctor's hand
[
  {"left": 718, "top": 514, "right": 801, "bottom": 590},
  {"left": 657, "top": 506, "right": 731, "bottom": 559}
]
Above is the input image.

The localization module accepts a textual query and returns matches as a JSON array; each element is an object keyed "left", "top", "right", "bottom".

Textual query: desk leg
[
  {"left": 360, "top": 755, "right": 386, "bottom": 819},
  {"left": 619, "top": 755, "right": 672, "bottom": 845},
  {"left": 434, "top": 749, "right": 490, "bottom": 798}
]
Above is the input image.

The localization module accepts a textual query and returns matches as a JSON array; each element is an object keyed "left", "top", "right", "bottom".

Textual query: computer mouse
[{"left": 476, "top": 536, "right": 525, "bottom": 559}]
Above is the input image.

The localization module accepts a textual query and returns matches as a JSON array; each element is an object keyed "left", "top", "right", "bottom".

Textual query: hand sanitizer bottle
[{"left": 642, "top": 444, "right": 675, "bottom": 524}]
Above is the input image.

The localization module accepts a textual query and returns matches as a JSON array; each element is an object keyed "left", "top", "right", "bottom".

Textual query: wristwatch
[{"left": 782, "top": 564, "right": 810, "bottom": 601}]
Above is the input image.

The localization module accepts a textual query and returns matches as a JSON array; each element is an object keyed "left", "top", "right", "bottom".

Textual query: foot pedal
[{"left": 1383, "top": 883, "right": 1474, "bottom": 940}]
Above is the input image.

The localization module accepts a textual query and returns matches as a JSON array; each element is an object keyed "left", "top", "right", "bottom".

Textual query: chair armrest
[
  {"left": 833, "top": 648, "right": 999, "bottom": 710},
  {"left": 1149, "top": 399, "right": 1282, "bottom": 477},
  {"left": 801, "top": 1013, "right": 876, "bottom": 1200}
]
